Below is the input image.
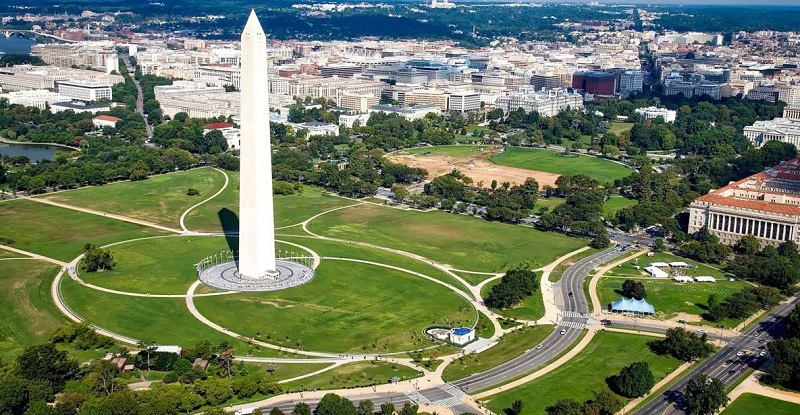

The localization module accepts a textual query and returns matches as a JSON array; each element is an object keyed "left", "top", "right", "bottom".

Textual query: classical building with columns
[{"left": 688, "top": 157, "right": 800, "bottom": 247}]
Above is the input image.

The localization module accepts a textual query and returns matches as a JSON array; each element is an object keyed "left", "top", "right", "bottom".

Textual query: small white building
[
  {"left": 339, "top": 113, "right": 371, "bottom": 129},
  {"left": 669, "top": 261, "right": 691, "bottom": 268},
  {"left": 92, "top": 115, "right": 121, "bottom": 128},
  {"left": 449, "top": 327, "right": 475, "bottom": 345},
  {"left": 153, "top": 345, "right": 182, "bottom": 355},
  {"left": 645, "top": 265, "right": 669, "bottom": 279},
  {"left": 634, "top": 106, "right": 677, "bottom": 123},
  {"left": 673, "top": 276, "right": 694, "bottom": 283},
  {"left": 695, "top": 276, "right": 716, "bottom": 283}
]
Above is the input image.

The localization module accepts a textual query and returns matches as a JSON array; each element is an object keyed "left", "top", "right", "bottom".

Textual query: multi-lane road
[{"left": 634, "top": 296, "right": 800, "bottom": 414}]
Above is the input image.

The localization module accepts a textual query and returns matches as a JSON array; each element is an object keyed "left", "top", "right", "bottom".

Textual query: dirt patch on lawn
[{"left": 388, "top": 152, "right": 560, "bottom": 188}]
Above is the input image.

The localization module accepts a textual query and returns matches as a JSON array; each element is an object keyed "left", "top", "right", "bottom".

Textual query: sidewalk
[{"left": 728, "top": 371, "right": 800, "bottom": 405}]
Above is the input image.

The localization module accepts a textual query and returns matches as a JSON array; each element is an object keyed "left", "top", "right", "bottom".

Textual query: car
[
  {"left": 736, "top": 351, "right": 744, "bottom": 356},
  {"left": 535, "top": 344, "right": 543, "bottom": 350},
  {"left": 678, "top": 319, "right": 687, "bottom": 324},
  {"left": 759, "top": 351, "right": 767, "bottom": 357},
  {"left": 758, "top": 345, "right": 766, "bottom": 350},
  {"left": 560, "top": 329, "right": 567, "bottom": 335},
  {"left": 724, "top": 359, "right": 734, "bottom": 365},
  {"left": 568, "top": 292, "right": 573, "bottom": 297},
  {"left": 758, "top": 339, "right": 766, "bottom": 344},
  {"left": 728, "top": 369, "right": 737, "bottom": 374}
]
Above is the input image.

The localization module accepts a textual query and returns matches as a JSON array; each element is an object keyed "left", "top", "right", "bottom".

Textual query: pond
[{"left": 0, "top": 141, "right": 77, "bottom": 161}]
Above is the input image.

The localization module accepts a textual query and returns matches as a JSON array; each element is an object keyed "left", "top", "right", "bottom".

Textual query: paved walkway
[
  {"left": 0, "top": 243, "right": 68, "bottom": 266},
  {"left": 179, "top": 168, "right": 229, "bottom": 232},
  {"left": 729, "top": 371, "right": 800, "bottom": 405}
]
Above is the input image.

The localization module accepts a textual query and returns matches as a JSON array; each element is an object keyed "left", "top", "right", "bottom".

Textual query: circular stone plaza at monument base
[{"left": 197, "top": 10, "right": 315, "bottom": 292}]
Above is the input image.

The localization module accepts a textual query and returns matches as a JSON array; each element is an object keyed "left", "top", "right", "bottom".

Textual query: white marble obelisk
[{"left": 239, "top": 10, "right": 278, "bottom": 279}]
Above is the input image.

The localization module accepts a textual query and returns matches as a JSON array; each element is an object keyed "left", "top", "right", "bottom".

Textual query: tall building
[
  {"left": 530, "top": 73, "right": 562, "bottom": 91},
  {"left": 688, "top": 157, "right": 800, "bottom": 247},
  {"left": 55, "top": 80, "right": 112, "bottom": 102},
  {"left": 447, "top": 91, "right": 481, "bottom": 113},
  {"left": 572, "top": 71, "right": 618, "bottom": 96},
  {"left": 239, "top": 10, "right": 278, "bottom": 279},
  {"left": 619, "top": 70, "right": 644, "bottom": 95}
]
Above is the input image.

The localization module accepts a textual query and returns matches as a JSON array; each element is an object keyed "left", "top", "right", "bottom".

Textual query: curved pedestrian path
[{"left": 179, "top": 168, "right": 230, "bottom": 232}]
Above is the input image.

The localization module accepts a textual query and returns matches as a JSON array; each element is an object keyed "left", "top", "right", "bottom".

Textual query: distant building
[
  {"left": 447, "top": 90, "right": 481, "bottom": 113},
  {"left": 634, "top": 106, "right": 677, "bottom": 123},
  {"left": 746, "top": 86, "right": 780, "bottom": 102},
  {"left": 572, "top": 71, "right": 617, "bottom": 96},
  {"left": 92, "top": 115, "right": 121, "bottom": 128},
  {"left": 688, "top": 157, "right": 800, "bottom": 247},
  {"left": 0, "top": 89, "right": 70, "bottom": 109},
  {"left": 50, "top": 101, "right": 111, "bottom": 113},
  {"left": 619, "top": 70, "right": 644, "bottom": 95},
  {"left": 429, "top": 0, "right": 456, "bottom": 8},
  {"left": 495, "top": 88, "right": 583, "bottom": 117},
  {"left": 338, "top": 92, "right": 379, "bottom": 113},
  {"left": 744, "top": 105, "right": 800, "bottom": 148},
  {"left": 56, "top": 80, "right": 113, "bottom": 102},
  {"left": 339, "top": 113, "right": 371, "bottom": 129}
]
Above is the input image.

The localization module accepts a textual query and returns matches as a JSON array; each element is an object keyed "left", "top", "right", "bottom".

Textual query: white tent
[
  {"left": 645, "top": 265, "right": 669, "bottom": 278},
  {"left": 650, "top": 262, "right": 670, "bottom": 268},
  {"left": 673, "top": 276, "right": 694, "bottom": 283},
  {"left": 670, "top": 261, "right": 691, "bottom": 268},
  {"left": 695, "top": 276, "right": 716, "bottom": 283}
]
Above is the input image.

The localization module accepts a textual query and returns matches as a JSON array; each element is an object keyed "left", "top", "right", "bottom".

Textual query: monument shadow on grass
[{"left": 218, "top": 208, "right": 240, "bottom": 266}]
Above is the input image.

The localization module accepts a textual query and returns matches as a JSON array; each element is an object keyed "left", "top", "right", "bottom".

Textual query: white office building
[
  {"left": 447, "top": 90, "right": 481, "bottom": 113},
  {"left": 56, "top": 80, "right": 113, "bottom": 102}
]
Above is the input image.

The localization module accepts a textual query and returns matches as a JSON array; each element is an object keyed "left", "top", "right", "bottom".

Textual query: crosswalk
[
  {"left": 559, "top": 320, "right": 586, "bottom": 329},
  {"left": 439, "top": 383, "right": 465, "bottom": 398},
  {"left": 562, "top": 311, "right": 585, "bottom": 318},
  {"left": 404, "top": 391, "right": 431, "bottom": 406},
  {"left": 432, "top": 397, "right": 464, "bottom": 408}
]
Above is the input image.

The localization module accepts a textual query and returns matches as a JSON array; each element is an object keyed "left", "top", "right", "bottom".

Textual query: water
[
  {"left": 0, "top": 142, "right": 75, "bottom": 161},
  {"left": 0, "top": 36, "right": 36, "bottom": 55}
]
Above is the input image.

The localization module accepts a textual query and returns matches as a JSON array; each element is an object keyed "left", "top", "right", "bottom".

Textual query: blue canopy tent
[{"left": 610, "top": 297, "right": 655, "bottom": 315}]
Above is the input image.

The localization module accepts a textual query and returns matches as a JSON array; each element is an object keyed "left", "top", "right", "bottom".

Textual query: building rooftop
[
  {"left": 695, "top": 157, "right": 800, "bottom": 216},
  {"left": 94, "top": 115, "right": 121, "bottom": 122},
  {"left": 452, "top": 327, "right": 472, "bottom": 336}
]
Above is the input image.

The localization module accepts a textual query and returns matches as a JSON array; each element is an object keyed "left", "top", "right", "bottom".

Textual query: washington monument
[{"left": 239, "top": 10, "right": 278, "bottom": 279}]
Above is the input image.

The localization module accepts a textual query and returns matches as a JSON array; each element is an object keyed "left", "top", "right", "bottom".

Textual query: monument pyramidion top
[{"left": 242, "top": 9, "right": 265, "bottom": 37}]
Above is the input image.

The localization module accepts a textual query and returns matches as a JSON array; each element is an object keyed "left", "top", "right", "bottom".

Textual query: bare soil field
[{"left": 388, "top": 151, "right": 560, "bottom": 188}]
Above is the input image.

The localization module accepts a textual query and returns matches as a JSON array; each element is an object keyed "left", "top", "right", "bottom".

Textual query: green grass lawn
[
  {"left": 533, "top": 197, "right": 566, "bottom": 214},
  {"left": 0, "top": 199, "right": 167, "bottom": 262},
  {"left": 282, "top": 361, "right": 421, "bottom": 391},
  {"left": 549, "top": 248, "right": 600, "bottom": 283},
  {"left": 244, "top": 362, "right": 334, "bottom": 382},
  {"left": 39, "top": 168, "right": 226, "bottom": 228},
  {"left": 78, "top": 235, "right": 297, "bottom": 295},
  {"left": 0, "top": 260, "right": 68, "bottom": 360},
  {"left": 603, "top": 196, "right": 638, "bottom": 219},
  {"left": 451, "top": 271, "right": 497, "bottom": 286},
  {"left": 0, "top": 248, "right": 23, "bottom": 258},
  {"left": 597, "top": 278, "right": 751, "bottom": 321},
  {"left": 607, "top": 252, "right": 727, "bottom": 279},
  {"left": 278, "top": 236, "right": 471, "bottom": 292},
  {"left": 58, "top": 276, "right": 291, "bottom": 358},
  {"left": 442, "top": 325, "right": 553, "bottom": 382},
  {"left": 490, "top": 147, "right": 632, "bottom": 184},
  {"left": 481, "top": 279, "right": 545, "bottom": 321},
  {"left": 483, "top": 331, "right": 682, "bottom": 415},
  {"left": 307, "top": 203, "right": 587, "bottom": 273},
  {"left": 722, "top": 393, "right": 800, "bottom": 415},
  {"left": 194, "top": 258, "right": 475, "bottom": 353},
  {"left": 394, "top": 145, "right": 500, "bottom": 158},
  {"left": 182, "top": 171, "right": 355, "bottom": 233},
  {"left": 609, "top": 122, "right": 634, "bottom": 135}
]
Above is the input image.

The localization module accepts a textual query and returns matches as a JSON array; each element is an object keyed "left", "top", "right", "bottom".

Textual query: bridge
[{"left": 1, "top": 29, "right": 77, "bottom": 43}]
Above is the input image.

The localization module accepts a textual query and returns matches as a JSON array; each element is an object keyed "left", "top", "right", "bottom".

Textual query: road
[
  {"left": 120, "top": 54, "right": 153, "bottom": 139},
  {"left": 633, "top": 296, "right": 800, "bottom": 415}
]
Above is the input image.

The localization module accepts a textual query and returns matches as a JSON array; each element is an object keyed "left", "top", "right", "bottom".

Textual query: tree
[
  {"left": 503, "top": 400, "right": 523, "bottom": 415},
  {"left": 0, "top": 375, "right": 29, "bottom": 415},
  {"left": 765, "top": 338, "right": 800, "bottom": 389},
  {"left": 271, "top": 408, "right": 286, "bottom": 415},
  {"left": 545, "top": 399, "right": 584, "bottom": 415},
  {"left": 621, "top": 279, "right": 646, "bottom": 300},
  {"left": 398, "top": 402, "right": 418, "bottom": 415},
  {"left": 611, "top": 362, "right": 655, "bottom": 398},
  {"left": 588, "top": 391, "right": 623, "bottom": 415},
  {"left": 735, "top": 235, "right": 760, "bottom": 255},
  {"left": 684, "top": 374, "right": 728, "bottom": 415},
  {"left": 484, "top": 268, "right": 539, "bottom": 309},
  {"left": 317, "top": 393, "right": 357, "bottom": 415},
  {"left": 357, "top": 400, "right": 374, "bottom": 415},
  {"left": 380, "top": 402, "right": 395, "bottom": 415},
  {"left": 650, "top": 327, "right": 713, "bottom": 361},
  {"left": 590, "top": 231, "right": 611, "bottom": 249},
  {"left": 81, "top": 244, "right": 115, "bottom": 272},
  {"left": 786, "top": 304, "right": 800, "bottom": 339},
  {"left": 653, "top": 238, "right": 665, "bottom": 252},
  {"left": 294, "top": 402, "right": 312, "bottom": 415},
  {"left": 18, "top": 343, "right": 78, "bottom": 388}
]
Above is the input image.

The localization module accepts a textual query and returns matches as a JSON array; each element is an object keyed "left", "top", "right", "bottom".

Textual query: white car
[
  {"left": 560, "top": 329, "right": 567, "bottom": 335},
  {"left": 736, "top": 351, "right": 744, "bottom": 357},
  {"left": 535, "top": 344, "right": 543, "bottom": 350}
]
